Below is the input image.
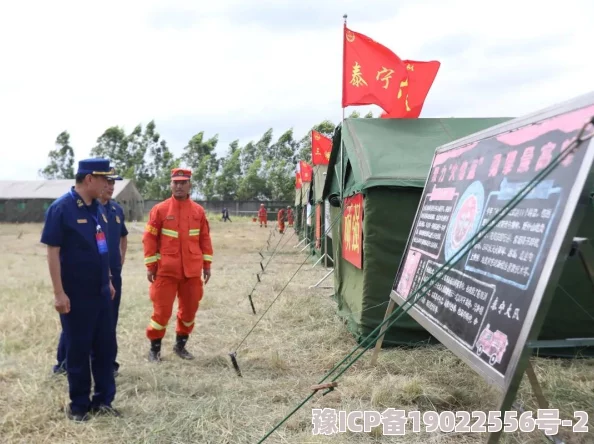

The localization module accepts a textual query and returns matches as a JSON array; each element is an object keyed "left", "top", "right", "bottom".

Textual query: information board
[{"left": 391, "top": 97, "right": 594, "bottom": 390}]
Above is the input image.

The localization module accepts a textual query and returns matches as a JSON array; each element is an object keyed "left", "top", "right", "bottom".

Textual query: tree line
[{"left": 38, "top": 111, "right": 374, "bottom": 201}]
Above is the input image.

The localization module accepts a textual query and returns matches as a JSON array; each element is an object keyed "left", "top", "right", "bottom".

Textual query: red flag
[
  {"left": 295, "top": 172, "right": 302, "bottom": 189},
  {"left": 312, "top": 130, "right": 332, "bottom": 165},
  {"left": 381, "top": 60, "right": 440, "bottom": 118},
  {"left": 342, "top": 25, "right": 407, "bottom": 113},
  {"left": 300, "top": 161, "right": 313, "bottom": 182}
]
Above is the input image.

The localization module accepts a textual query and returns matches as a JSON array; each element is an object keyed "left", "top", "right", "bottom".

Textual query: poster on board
[{"left": 391, "top": 97, "right": 594, "bottom": 391}]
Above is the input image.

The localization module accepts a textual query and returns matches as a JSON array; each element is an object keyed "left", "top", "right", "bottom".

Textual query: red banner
[
  {"left": 295, "top": 171, "right": 302, "bottom": 189},
  {"left": 300, "top": 160, "right": 313, "bottom": 182},
  {"left": 312, "top": 130, "right": 332, "bottom": 165},
  {"left": 342, "top": 193, "right": 363, "bottom": 268},
  {"left": 342, "top": 25, "right": 407, "bottom": 114},
  {"left": 315, "top": 203, "right": 322, "bottom": 249}
]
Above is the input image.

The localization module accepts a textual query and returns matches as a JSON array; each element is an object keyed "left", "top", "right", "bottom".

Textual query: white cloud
[{"left": 0, "top": 0, "right": 593, "bottom": 179}]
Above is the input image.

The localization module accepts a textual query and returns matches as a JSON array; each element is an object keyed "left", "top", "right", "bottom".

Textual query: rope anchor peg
[
  {"left": 310, "top": 382, "right": 338, "bottom": 393},
  {"left": 229, "top": 352, "right": 242, "bottom": 377},
  {"left": 248, "top": 293, "right": 257, "bottom": 315}
]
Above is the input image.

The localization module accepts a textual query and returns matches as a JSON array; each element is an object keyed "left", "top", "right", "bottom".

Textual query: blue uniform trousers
[
  {"left": 111, "top": 274, "right": 122, "bottom": 371},
  {"left": 59, "top": 287, "right": 116, "bottom": 415},
  {"left": 55, "top": 275, "right": 122, "bottom": 373}
]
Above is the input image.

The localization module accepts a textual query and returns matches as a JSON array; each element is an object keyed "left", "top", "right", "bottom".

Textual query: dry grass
[{"left": 0, "top": 217, "right": 592, "bottom": 444}]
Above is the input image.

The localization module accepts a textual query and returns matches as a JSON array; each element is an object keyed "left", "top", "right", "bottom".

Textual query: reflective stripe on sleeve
[{"left": 145, "top": 224, "right": 158, "bottom": 236}]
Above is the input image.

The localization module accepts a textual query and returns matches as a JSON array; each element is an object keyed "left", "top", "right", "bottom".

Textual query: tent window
[
  {"left": 43, "top": 202, "right": 50, "bottom": 210},
  {"left": 17, "top": 202, "right": 26, "bottom": 211},
  {"left": 0, "top": 203, "right": 4, "bottom": 212}
]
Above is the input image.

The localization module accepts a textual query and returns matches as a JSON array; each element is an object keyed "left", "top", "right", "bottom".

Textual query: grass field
[{"left": 0, "top": 216, "right": 592, "bottom": 443}]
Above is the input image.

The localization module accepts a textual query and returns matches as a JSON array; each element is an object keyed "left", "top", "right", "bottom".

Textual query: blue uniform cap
[
  {"left": 77, "top": 158, "right": 114, "bottom": 176},
  {"left": 107, "top": 166, "right": 123, "bottom": 181}
]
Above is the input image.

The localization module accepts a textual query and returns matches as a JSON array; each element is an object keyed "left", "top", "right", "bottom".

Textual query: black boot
[
  {"left": 173, "top": 334, "right": 194, "bottom": 360},
  {"left": 148, "top": 339, "right": 162, "bottom": 362}
]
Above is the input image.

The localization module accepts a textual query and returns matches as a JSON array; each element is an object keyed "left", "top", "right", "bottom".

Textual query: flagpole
[{"left": 340, "top": 13, "right": 347, "bottom": 202}]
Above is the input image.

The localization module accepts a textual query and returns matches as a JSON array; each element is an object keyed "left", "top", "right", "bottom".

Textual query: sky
[{"left": 0, "top": 0, "right": 593, "bottom": 180}]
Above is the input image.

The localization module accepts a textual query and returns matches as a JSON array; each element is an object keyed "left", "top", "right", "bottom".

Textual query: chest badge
[
  {"left": 76, "top": 199, "right": 84, "bottom": 208},
  {"left": 166, "top": 215, "right": 175, "bottom": 220},
  {"left": 77, "top": 219, "right": 88, "bottom": 224},
  {"left": 116, "top": 215, "right": 121, "bottom": 224}
]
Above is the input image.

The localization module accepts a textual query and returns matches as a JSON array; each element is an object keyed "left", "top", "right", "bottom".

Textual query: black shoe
[
  {"left": 89, "top": 405, "right": 122, "bottom": 417},
  {"left": 66, "top": 408, "right": 89, "bottom": 422},
  {"left": 53, "top": 362, "right": 67, "bottom": 376},
  {"left": 173, "top": 334, "right": 194, "bottom": 360},
  {"left": 148, "top": 349, "right": 161, "bottom": 362},
  {"left": 148, "top": 339, "right": 162, "bottom": 362}
]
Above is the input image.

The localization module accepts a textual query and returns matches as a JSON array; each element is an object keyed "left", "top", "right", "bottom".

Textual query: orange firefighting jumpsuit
[
  {"left": 258, "top": 206, "right": 267, "bottom": 227},
  {"left": 143, "top": 197, "right": 213, "bottom": 341},
  {"left": 277, "top": 209, "right": 286, "bottom": 234},
  {"left": 287, "top": 209, "right": 294, "bottom": 227}
]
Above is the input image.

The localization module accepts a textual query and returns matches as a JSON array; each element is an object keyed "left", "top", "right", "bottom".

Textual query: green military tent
[
  {"left": 294, "top": 181, "right": 303, "bottom": 236},
  {"left": 323, "top": 117, "right": 594, "bottom": 358},
  {"left": 322, "top": 117, "right": 514, "bottom": 346},
  {"left": 310, "top": 165, "right": 334, "bottom": 263},
  {"left": 298, "top": 181, "right": 313, "bottom": 242}
]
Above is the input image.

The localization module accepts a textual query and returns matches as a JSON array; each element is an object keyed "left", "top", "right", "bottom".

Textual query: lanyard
[{"left": 70, "top": 190, "right": 102, "bottom": 233}]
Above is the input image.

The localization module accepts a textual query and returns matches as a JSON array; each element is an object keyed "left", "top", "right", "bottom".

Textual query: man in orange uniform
[
  {"left": 142, "top": 168, "right": 214, "bottom": 362},
  {"left": 277, "top": 207, "right": 286, "bottom": 234},
  {"left": 258, "top": 203, "right": 267, "bottom": 228},
  {"left": 287, "top": 206, "right": 294, "bottom": 228}
]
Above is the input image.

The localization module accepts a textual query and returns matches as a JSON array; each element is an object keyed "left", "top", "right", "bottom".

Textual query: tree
[
  {"left": 144, "top": 139, "right": 179, "bottom": 200},
  {"left": 90, "top": 126, "right": 129, "bottom": 174},
  {"left": 237, "top": 158, "right": 268, "bottom": 200},
  {"left": 38, "top": 131, "right": 75, "bottom": 179},
  {"left": 214, "top": 140, "right": 242, "bottom": 200},
  {"left": 181, "top": 132, "right": 219, "bottom": 199}
]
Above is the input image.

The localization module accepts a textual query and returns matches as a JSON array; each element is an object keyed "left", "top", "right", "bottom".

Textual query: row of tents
[{"left": 293, "top": 116, "right": 594, "bottom": 359}]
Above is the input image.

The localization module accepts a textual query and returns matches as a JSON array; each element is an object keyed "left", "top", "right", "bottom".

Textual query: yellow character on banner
[
  {"left": 351, "top": 203, "right": 361, "bottom": 253},
  {"left": 350, "top": 62, "right": 368, "bottom": 87},
  {"left": 344, "top": 208, "right": 352, "bottom": 251},
  {"left": 397, "top": 78, "right": 412, "bottom": 112},
  {"left": 376, "top": 67, "right": 394, "bottom": 89}
]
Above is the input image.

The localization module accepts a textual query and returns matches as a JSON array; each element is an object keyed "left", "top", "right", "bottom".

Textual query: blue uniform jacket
[
  {"left": 103, "top": 200, "right": 128, "bottom": 277},
  {"left": 40, "top": 187, "right": 111, "bottom": 298}
]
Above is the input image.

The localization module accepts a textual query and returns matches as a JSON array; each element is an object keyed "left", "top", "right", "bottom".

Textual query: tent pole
[
  {"left": 324, "top": 202, "right": 328, "bottom": 268},
  {"left": 370, "top": 299, "right": 396, "bottom": 365}
]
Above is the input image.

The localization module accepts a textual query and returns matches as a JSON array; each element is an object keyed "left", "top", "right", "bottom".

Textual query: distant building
[{"left": 0, "top": 179, "right": 144, "bottom": 223}]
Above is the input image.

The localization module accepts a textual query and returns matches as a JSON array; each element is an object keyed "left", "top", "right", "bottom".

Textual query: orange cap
[{"left": 171, "top": 168, "right": 191, "bottom": 181}]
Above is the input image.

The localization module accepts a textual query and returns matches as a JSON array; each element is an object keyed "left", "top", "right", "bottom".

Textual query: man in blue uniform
[
  {"left": 51, "top": 171, "right": 129, "bottom": 377},
  {"left": 99, "top": 171, "right": 128, "bottom": 376},
  {"left": 41, "top": 158, "right": 120, "bottom": 421}
]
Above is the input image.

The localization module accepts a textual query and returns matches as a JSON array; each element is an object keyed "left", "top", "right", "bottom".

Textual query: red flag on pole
[
  {"left": 300, "top": 161, "right": 313, "bottom": 182},
  {"left": 381, "top": 60, "right": 441, "bottom": 118},
  {"left": 295, "top": 171, "right": 302, "bottom": 189},
  {"left": 312, "top": 130, "right": 332, "bottom": 165},
  {"left": 342, "top": 24, "right": 407, "bottom": 114}
]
